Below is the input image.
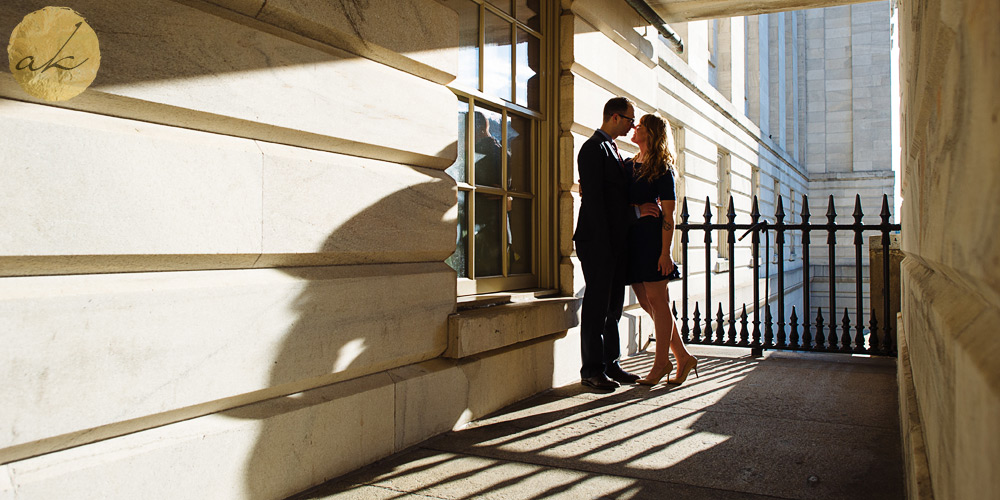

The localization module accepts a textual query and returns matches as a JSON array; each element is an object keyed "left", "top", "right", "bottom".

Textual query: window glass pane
[
  {"left": 487, "top": 0, "right": 512, "bottom": 16},
  {"left": 508, "top": 197, "right": 532, "bottom": 275},
  {"left": 474, "top": 193, "right": 503, "bottom": 277},
  {"left": 515, "top": 29, "right": 540, "bottom": 109},
  {"left": 484, "top": 11, "right": 512, "bottom": 102},
  {"left": 444, "top": 0, "right": 479, "bottom": 90},
  {"left": 506, "top": 113, "right": 531, "bottom": 193},
  {"left": 445, "top": 99, "right": 468, "bottom": 183},
  {"left": 515, "top": 0, "right": 541, "bottom": 32},
  {"left": 473, "top": 106, "right": 503, "bottom": 188},
  {"left": 446, "top": 190, "right": 469, "bottom": 277}
]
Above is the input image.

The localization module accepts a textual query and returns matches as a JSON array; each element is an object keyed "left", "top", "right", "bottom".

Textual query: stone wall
[
  {"left": 0, "top": 0, "right": 939, "bottom": 497},
  {"left": 800, "top": 2, "right": 894, "bottom": 323},
  {"left": 0, "top": 0, "right": 574, "bottom": 498},
  {"left": 897, "top": 1, "right": 1000, "bottom": 499}
]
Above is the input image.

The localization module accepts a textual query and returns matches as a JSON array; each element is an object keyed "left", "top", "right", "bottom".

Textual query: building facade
[{"left": 5, "top": 1, "right": 993, "bottom": 500}]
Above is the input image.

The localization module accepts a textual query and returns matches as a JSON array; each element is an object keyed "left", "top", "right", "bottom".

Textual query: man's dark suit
[{"left": 573, "top": 130, "right": 634, "bottom": 379}]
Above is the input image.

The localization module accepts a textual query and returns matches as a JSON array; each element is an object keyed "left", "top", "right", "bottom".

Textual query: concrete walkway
[{"left": 289, "top": 345, "right": 904, "bottom": 500}]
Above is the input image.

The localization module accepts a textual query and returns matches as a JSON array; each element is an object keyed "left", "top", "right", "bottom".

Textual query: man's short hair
[{"left": 603, "top": 97, "right": 632, "bottom": 121}]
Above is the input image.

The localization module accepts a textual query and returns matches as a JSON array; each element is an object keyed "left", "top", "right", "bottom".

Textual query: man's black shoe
[
  {"left": 606, "top": 369, "right": 640, "bottom": 385},
  {"left": 581, "top": 375, "right": 619, "bottom": 391}
]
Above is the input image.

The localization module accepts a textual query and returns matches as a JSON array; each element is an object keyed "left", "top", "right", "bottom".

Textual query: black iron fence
[{"left": 675, "top": 194, "right": 901, "bottom": 357}]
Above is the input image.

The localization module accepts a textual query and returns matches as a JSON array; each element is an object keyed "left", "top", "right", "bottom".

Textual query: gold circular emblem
[{"left": 7, "top": 7, "right": 100, "bottom": 101}]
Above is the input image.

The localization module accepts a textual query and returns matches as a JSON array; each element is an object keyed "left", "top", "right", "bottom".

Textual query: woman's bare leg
[
  {"left": 669, "top": 319, "right": 693, "bottom": 364},
  {"left": 667, "top": 294, "right": 698, "bottom": 383},
  {"left": 632, "top": 283, "right": 652, "bottom": 316},
  {"left": 637, "top": 280, "right": 674, "bottom": 384}
]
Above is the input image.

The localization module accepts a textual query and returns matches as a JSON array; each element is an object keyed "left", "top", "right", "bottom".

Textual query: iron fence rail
[{"left": 676, "top": 193, "right": 901, "bottom": 356}]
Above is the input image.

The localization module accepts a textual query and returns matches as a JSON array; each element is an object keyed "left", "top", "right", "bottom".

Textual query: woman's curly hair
[{"left": 634, "top": 114, "right": 677, "bottom": 182}]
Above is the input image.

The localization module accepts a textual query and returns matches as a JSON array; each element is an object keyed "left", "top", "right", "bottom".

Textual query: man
[{"left": 573, "top": 97, "right": 655, "bottom": 390}]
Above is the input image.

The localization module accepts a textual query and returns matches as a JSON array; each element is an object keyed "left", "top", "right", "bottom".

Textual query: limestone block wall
[
  {"left": 0, "top": 0, "right": 580, "bottom": 497},
  {"left": 795, "top": 2, "right": 895, "bottom": 324},
  {"left": 897, "top": 1, "right": 1000, "bottom": 499}
]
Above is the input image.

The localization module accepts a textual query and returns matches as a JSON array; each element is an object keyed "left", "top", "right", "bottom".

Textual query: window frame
[
  {"left": 444, "top": 0, "right": 552, "bottom": 296},
  {"left": 716, "top": 150, "right": 732, "bottom": 262}
]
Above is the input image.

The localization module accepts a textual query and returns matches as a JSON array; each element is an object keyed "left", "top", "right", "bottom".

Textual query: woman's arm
[{"left": 658, "top": 200, "right": 676, "bottom": 275}]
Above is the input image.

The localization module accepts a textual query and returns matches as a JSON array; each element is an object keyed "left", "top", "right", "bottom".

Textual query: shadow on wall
[
  {"left": 0, "top": 0, "right": 459, "bottom": 85},
  {"left": 1, "top": 0, "right": 608, "bottom": 89},
  {"left": 297, "top": 352, "right": 904, "bottom": 499},
  {"left": 220, "top": 175, "right": 459, "bottom": 500}
]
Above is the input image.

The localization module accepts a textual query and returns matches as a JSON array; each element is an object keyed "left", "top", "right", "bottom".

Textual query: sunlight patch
[
  {"left": 630, "top": 430, "right": 731, "bottom": 469},
  {"left": 333, "top": 338, "right": 367, "bottom": 372}
]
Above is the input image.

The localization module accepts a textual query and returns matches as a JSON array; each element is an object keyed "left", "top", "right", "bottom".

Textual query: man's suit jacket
[{"left": 573, "top": 131, "right": 633, "bottom": 258}]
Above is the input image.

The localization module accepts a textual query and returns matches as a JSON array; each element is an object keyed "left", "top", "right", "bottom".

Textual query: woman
[{"left": 625, "top": 114, "right": 698, "bottom": 386}]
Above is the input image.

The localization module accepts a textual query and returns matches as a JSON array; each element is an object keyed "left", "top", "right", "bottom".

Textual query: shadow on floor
[{"left": 289, "top": 345, "right": 903, "bottom": 500}]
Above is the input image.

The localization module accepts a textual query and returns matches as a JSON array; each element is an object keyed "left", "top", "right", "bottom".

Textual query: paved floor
[{"left": 289, "top": 345, "right": 904, "bottom": 500}]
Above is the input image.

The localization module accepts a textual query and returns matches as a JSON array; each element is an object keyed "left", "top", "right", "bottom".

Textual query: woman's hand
[
  {"left": 658, "top": 254, "right": 675, "bottom": 276},
  {"left": 638, "top": 202, "right": 661, "bottom": 218}
]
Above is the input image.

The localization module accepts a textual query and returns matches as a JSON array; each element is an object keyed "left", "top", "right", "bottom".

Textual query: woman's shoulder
[{"left": 657, "top": 166, "right": 676, "bottom": 183}]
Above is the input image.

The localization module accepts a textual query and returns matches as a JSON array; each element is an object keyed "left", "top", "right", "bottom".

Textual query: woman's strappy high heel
[
  {"left": 667, "top": 357, "right": 699, "bottom": 385},
  {"left": 637, "top": 362, "right": 673, "bottom": 386}
]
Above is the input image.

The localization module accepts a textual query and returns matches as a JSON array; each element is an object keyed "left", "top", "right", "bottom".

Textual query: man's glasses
[{"left": 616, "top": 113, "right": 635, "bottom": 127}]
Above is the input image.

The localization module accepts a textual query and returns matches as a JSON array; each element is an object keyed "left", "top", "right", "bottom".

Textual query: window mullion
[
  {"left": 530, "top": 118, "right": 537, "bottom": 276},
  {"left": 510, "top": 22, "right": 517, "bottom": 105},
  {"left": 501, "top": 108, "right": 510, "bottom": 277},
  {"left": 478, "top": 3, "right": 485, "bottom": 92},
  {"left": 468, "top": 187, "right": 477, "bottom": 279},
  {"left": 464, "top": 98, "right": 475, "bottom": 279}
]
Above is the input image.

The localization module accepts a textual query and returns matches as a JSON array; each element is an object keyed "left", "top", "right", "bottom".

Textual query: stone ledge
[
  {"left": 897, "top": 314, "right": 935, "bottom": 500},
  {"left": 446, "top": 296, "right": 581, "bottom": 359},
  {"left": 456, "top": 289, "right": 563, "bottom": 310},
  {"left": 0, "top": 0, "right": 457, "bottom": 169},
  {"left": 202, "top": 0, "right": 457, "bottom": 84}
]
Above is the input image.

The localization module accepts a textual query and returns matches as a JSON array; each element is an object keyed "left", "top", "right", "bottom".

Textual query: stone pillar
[
  {"left": 745, "top": 15, "right": 762, "bottom": 124},
  {"left": 728, "top": 16, "right": 747, "bottom": 110},
  {"left": 824, "top": 5, "right": 852, "bottom": 172},
  {"left": 897, "top": 1, "right": 1000, "bottom": 499},
  {"left": 851, "top": 2, "right": 891, "bottom": 173},
  {"left": 760, "top": 15, "right": 772, "bottom": 136},
  {"left": 805, "top": 8, "right": 826, "bottom": 175},
  {"left": 717, "top": 17, "right": 732, "bottom": 100},
  {"left": 785, "top": 11, "right": 799, "bottom": 158},
  {"left": 768, "top": 13, "right": 783, "bottom": 144},
  {"left": 797, "top": 11, "right": 808, "bottom": 163},
  {"left": 868, "top": 234, "right": 901, "bottom": 337}
]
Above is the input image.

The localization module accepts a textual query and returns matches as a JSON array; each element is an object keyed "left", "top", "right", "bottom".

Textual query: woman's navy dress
[{"left": 625, "top": 159, "right": 677, "bottom": 284}]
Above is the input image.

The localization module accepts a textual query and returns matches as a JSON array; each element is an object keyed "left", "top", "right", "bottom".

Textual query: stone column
[
  {"left": 745, "top": 15, "right": 762, "bottom": 124},
  {"left": 824, "top": 5, "right": 852, "bottom": 173},
  {"left": 805, "top": 8, "right": 826, "bottom": 175},
  {"left": 728, "top": 16, "right": 747, "bottom": 110},
  {"left": 785, "top": 11, "right": 799, "bottom": 158},
  {"left": 769, "top": 13, "right": 783, "bottom": 145},
  {"left": 850, "top": 2, "right": 891, "bottom": 173},
  {"left": 797, "top": 10, "right": 808, "bottom": 163},
  {"left": 717, "top": 17, "right": 732, "bottom": 100}
]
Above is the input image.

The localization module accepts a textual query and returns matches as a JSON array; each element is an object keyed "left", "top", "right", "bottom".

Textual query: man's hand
[{"left": 638, "top": 201, "right": 660, "bottom": 218}]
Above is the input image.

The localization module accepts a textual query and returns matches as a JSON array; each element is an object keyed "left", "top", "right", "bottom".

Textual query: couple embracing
[{"left": 573, "top": 97, "right": 699, "bottom": 391}]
